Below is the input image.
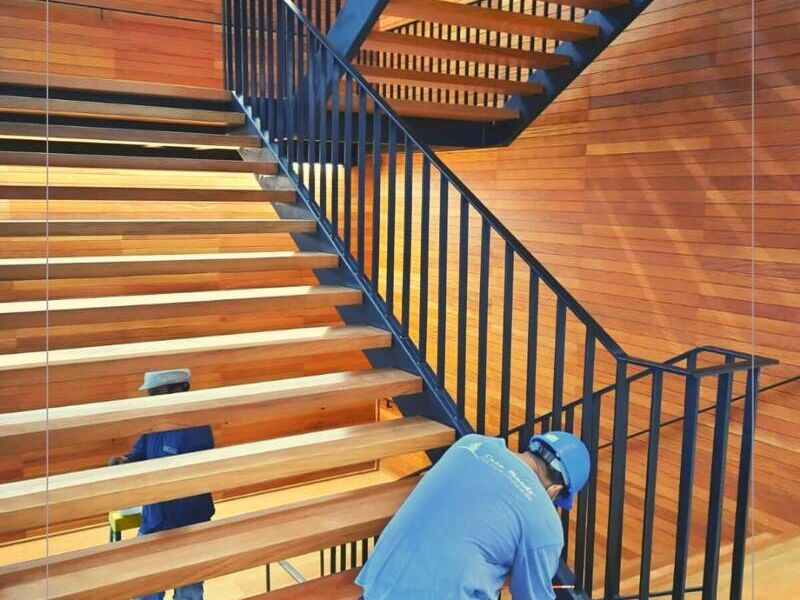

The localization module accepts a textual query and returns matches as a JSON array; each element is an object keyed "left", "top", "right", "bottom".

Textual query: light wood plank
[
  {"left": 0, "top": 285, "right": 361, "bottom": 328},
  {"left": 0, "top": 251, "right": 337, "bottom": 280},
  {"left": 0, "top": 123, "right": 260, "bottom": 149},
  {"left": 0, "top": 419, "right": 452, "bottom": 535},
  {"left": 0, "top": 478, "right": 417, "bottom": 600},
  {"left": 0, "top": 369, "right": 421, "bottom": 453},
  {"left": 0, "top": 152, "right": 278, "bottom": 174},
  {"left": 254, "top": 569, "right": 361, "bottom": 600},
  {"left": 0, "top": 96, "right": 243, "bottom": 127},
  {"left": 358, "top": 65, "right": 543, "bottom": 96},
  {"left": 0, "top": 219, "right": 314, "bottom": 236},
  {"left": 0, "top": 325, "right": 389, "bottom": 378},
  {"left": 0, "top": 187, "right": 294, "bottom": 202},
  {"left": 0, "top": 70, "right": 229, "bottom": 102},
  {"left": 383, "top": 0, "right": 598, "bottom": 41},
  {"left": 363, "top": 31, "right": 570, "bottom": 70}
]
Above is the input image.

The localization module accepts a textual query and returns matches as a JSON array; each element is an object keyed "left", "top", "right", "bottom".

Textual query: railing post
[
  {"left": 701, "top": 363, "right": 735, "bottom": 600},
  {"left": 729, "top": 367, "right": 760, "bottom": 600},
  {"left": 672, "top": 374, "right": 702, "bottom": 600},
  {"left": 604, "top": 359, "right": 630, "bottom": 599},
  {"left": 638, "top": 369, "right": 663, "bottom": 599}
]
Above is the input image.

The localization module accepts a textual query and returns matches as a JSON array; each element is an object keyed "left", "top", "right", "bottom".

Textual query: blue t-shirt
[
  {"left": 356, "top": 434, "right": 563, "bottom": 600},
  {"left": 126, "top": 426, "right": 216, "bottom": 534}
]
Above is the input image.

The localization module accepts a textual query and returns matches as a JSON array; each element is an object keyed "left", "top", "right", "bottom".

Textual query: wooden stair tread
[
  {"left": 0, "top": 285, "right": 361, "bottom": 327},
  {"left": 0, "top": 186, "right": 295, "bottom": 202},
  {"left": 0, "top": 325, "right": 392, "bottom": 372},
  {"left": 0, "top": 368, "right": 421, "bottom": 452},
  {"left": 390, "top": 98, "right": 518, "bottom": 122},
  {"left": 0, "top": 251, "right": 338, "bottom": 280},
  {"left": 0, "top": 419, "right": 451, "bottom": 535},
  {"left": 0, "top": 478, "right": 417, "bottom": 600},
  {"left": 0, "top": 122, "right": 260, "bottom": 149},
  {"left": 255, "top": 569, "right": 361, "bottom": 599},
  {"left": 384, "top": 0, "right": 598, "bottom": 41},
  {"left": 358, "top": 65, "right": 543, "bottom": 96},
  {"left": 0, "top": 96, "right": 244, "bottom": 127},
  {"left": 364, "top": 31, "right": 570, "bottom": 70},
  {"left": 0, "top": 70, "right": 231, "bottom": 102},
  {"left": 0, "top": 219, "right": 315, "bottom": 236},
  {"left": 0, "top": 152, "right": 278, "bottom": 174},
  {"left": 332, "top": 96, "right": 518, "bottom": 122}
]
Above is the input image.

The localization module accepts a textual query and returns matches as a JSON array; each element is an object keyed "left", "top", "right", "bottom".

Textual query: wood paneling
[{"left": 0, "top": 0, "right": 222, "bottom": 88}]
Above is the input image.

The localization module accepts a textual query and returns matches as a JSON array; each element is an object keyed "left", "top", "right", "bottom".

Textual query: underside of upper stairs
[{"left": 272, "top": 0, "right": 656, "bottom": 147}]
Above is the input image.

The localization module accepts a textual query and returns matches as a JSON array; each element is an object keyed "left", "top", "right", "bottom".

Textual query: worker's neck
[{"left": 518, "top": 450, "right": 550, "bottom": 488}]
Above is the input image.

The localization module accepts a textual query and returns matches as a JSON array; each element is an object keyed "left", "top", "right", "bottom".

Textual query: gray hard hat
[{"left": 139, "top": 369, "right": 191, "bottom": 391}]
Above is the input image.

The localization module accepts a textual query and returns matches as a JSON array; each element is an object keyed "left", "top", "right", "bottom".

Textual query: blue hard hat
[{"left": 528, "top": 431, "right": 591, "bottom": 510}]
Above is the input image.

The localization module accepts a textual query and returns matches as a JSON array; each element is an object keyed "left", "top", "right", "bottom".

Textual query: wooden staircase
[{"left": 0, "top": 71, "right": 455, "bottom": 597}]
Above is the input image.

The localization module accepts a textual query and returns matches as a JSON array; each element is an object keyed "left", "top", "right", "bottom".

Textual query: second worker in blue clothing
[
  {"left": 108, "top": 368, "right": 215, "bottom": 600},
  {"left": 356, "top": 431, "right": 591, "bottom": 600}
]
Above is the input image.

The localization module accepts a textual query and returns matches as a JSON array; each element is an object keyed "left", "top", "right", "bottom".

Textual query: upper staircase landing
[{"left": 322, "top": 0, "right": 653, "bottom": 147}]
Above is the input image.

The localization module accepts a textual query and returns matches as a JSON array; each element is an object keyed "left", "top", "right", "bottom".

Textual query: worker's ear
[{"left": 545, "top": 484, "right": 564, "bottom": 502}]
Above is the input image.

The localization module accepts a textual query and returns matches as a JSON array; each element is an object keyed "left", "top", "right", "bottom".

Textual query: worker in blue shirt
[
  {"left": 108, "top": 369, "right": 215, "bottom": 600},
  {"left": 356, "top": 431, "right": 590, "bottom": 600}
]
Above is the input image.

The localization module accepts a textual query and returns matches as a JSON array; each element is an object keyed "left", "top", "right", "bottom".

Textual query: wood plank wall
[{"left": 0, "top": 0, "right": 223, "bottom": 88}]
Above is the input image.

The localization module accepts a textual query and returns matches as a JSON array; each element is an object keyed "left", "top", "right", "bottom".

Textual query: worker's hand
[{"left": 107, "top": 456, "right": 129, "bottom": 466}]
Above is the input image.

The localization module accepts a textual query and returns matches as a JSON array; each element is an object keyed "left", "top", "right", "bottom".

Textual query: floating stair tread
[
  {"left": 390, "top": 99, "right": 518, "bottom": 122},
  {"left": 0, "top": 152, "right": 278, "bottom": 174},
  {"left": 332, "top": 96, "right": 518, "bottom": 122},
  {"left": 358, "top": 65, "right": 543, "bottom": 96},
  {"left": 0, "top": 325, "right": 389, "bottom": 372},
  {"left": 0, "top": 186, "right": 295, "bottom": 202},
  {"left": 0, "top": 70, "right": 231, "bottom": 102},
  {"left": 0, "top": 219, "right": 315, "bottom": 236},
  {"left": 0, "top": 419, "right": 451, "bottom": 534},
  {"left": 0, "top": 478, "right": 417, "bottom": 600},
  {"left": 0, "top": 251, "right": 337, "bottom": 280},
  {"left": 0, "top": 123, "right": 260, "bottom": 149},
  {"left": 0, "top": 96, "right": 245, "bottom": 127},
  {"left": 383, "top": 0, "right": 598, "bottom": 41},
  {"left": 364, "top": 31, "right": 570, "bottom": 70},
  {"left": 0, "top": 369, "right": 421, "bottom": 452},
  {"left": 255, "top": 569, "right": 361, "bottom": 599},
  {"left": 0, "top": 285, "right": 361, "bottom": 318}
]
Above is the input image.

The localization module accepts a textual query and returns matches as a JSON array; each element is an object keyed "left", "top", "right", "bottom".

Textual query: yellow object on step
[{"left": 108, "top": 507, "right": 142, "bottom": 542}]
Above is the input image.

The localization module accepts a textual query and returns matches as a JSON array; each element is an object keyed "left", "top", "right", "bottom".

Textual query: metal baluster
[
  {"left": 476, "top": 219, "right": 491, "bottom": 434},
  {"left": 318, "top": 50, "right": 330, "bottom": 220},
  {"left": 499, "top": 243, "right": 514, "bottom": 441},
  {"left": 274, "top": 0, "right": 285, "bottom": 146},
  {"left": 357, "top": 92, "right": 368, "bottom": 271},
  {"left": 574, "top": 329, "right": 596, "bottom": 587},
  {"left": 436, "top": 178, "right": 449, "bottom": 383},
  {"left": 729, "top": 368, "right": 760, "bottom": 600},
  {"left": 266, "top": 0, "right": 276, "bottom": 135},
  {"left": 637, "top": 369, "right": 664, "bottom": 600},
  {"left": 702, "top": 364, "right": 735, "bottom": 600},
  {"left": 561, "top": 404, "right": 575, "bottom": 559},
  {"left": 343, "top": 74, "right": 353, "bottom": 256},
  {"left": 330, "top": 63, "right": 341, "bottom": 235},
  {"left": 257, "top": 0, "right": 266, "bottom": 124},
  {"left": 671, "top": 375, "right": 702, "bottom": 600},
  {"left": 604, "top": 360, "right": 630, "bottom": 599},
  {"left": 456, "top": 195, "right": 469, "bottom": 419},
  {"left": 249, "top": 0, "right": 257, "bottom": 104},
  {"left": 584, "top": 390, "right": 602, "bottom": 592},
  {"left": 223, "top": 0, "right": 232, "bottom": 90},
  {"left": 386, "top": 122, "right": 398, "bottom": 313},
  {"left": 418, "top": 158, "right": 431, "bottom": 359},
  {"left": 520, "top": 271, "right": 539, "bottom": 451},
  {"left": 552, "top": 298, "right": 567, "bottom": 429},
  {"left": 307, "top": 38, "right": 317, "bottom": 202},
  {"left": 401, "top": 140, "right": 413, "bottom": 333},
  {"left": 371, "top": 112, "right": 383, "bottom": 286}
]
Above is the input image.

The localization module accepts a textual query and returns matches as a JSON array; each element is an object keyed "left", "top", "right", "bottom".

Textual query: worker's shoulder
[{"left": 453, "top": 433, "right": 502, "bottom": 447}]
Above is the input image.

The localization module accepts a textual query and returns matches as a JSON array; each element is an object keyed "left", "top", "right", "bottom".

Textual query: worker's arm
[
  {"left": 508, "top": 538, "right": 561, "bottom": 600},
  {"left": 109, "top": 435, "right": 148, "bottom": 465}
]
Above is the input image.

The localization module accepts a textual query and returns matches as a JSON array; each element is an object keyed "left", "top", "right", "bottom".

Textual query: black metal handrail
[{"left": 222, "top": 2, "right": 777, "bottom": 598}]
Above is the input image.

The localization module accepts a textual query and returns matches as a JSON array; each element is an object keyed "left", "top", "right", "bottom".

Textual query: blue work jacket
[{"left": 125, "top": 426, "right": 216, "bottom": 534}]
